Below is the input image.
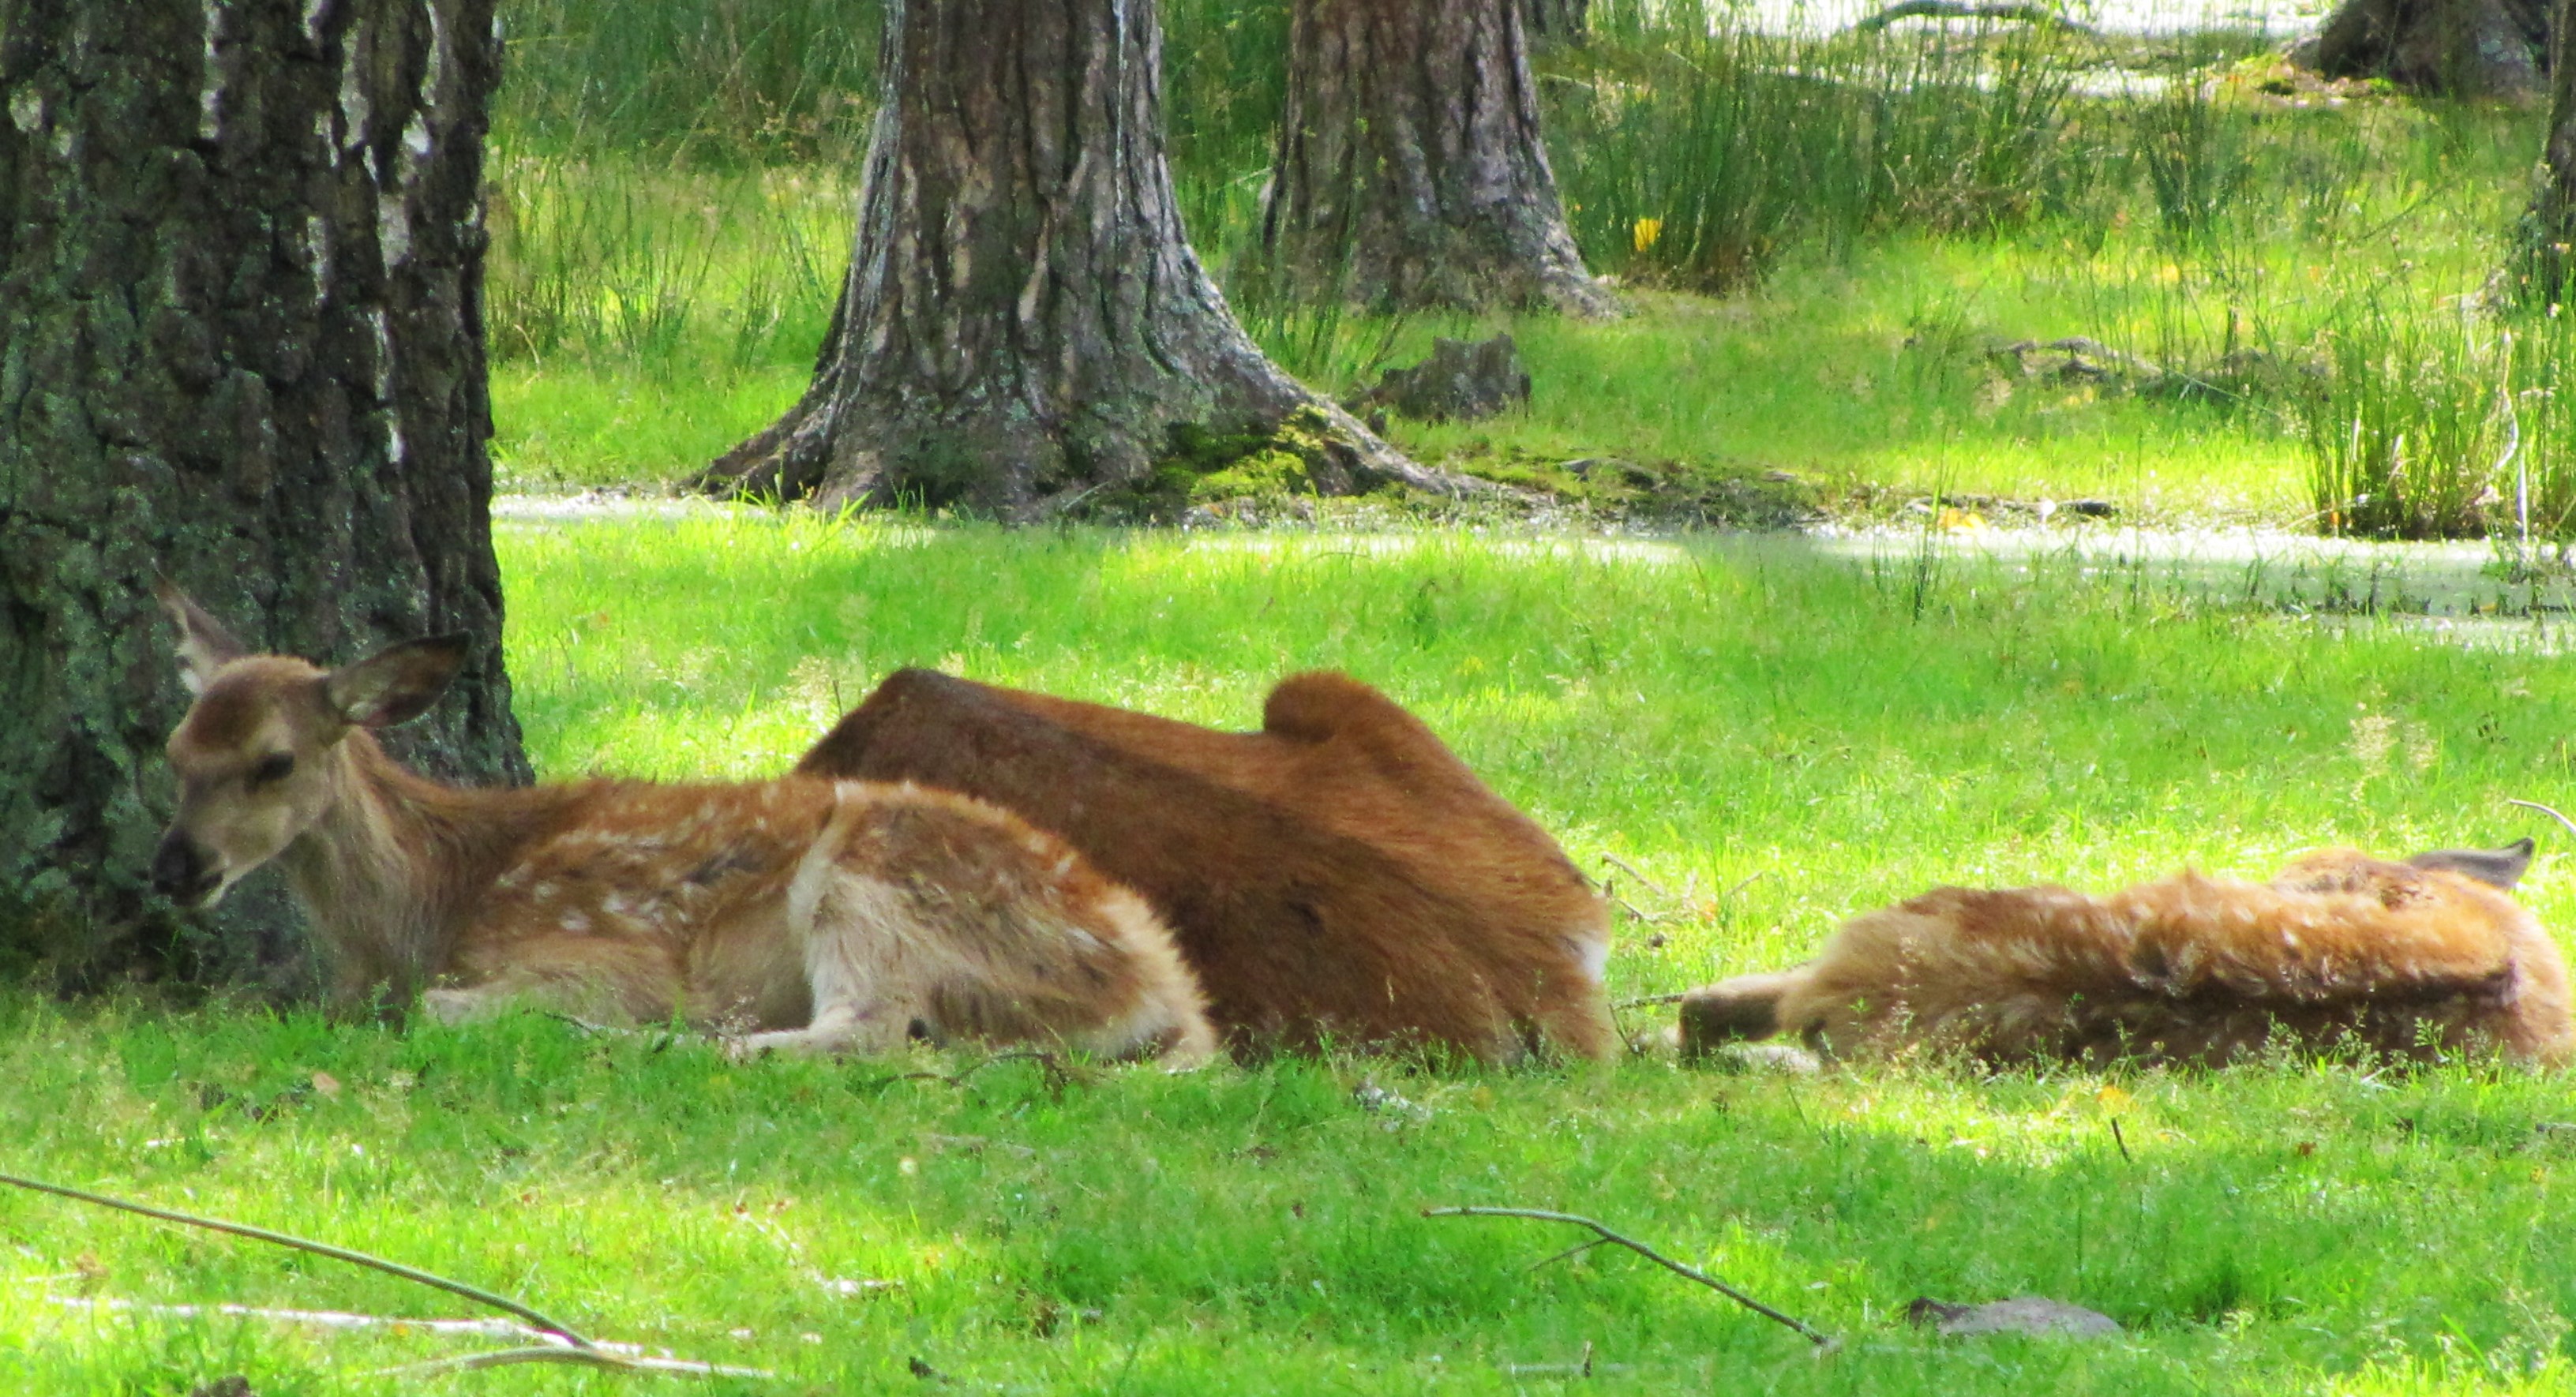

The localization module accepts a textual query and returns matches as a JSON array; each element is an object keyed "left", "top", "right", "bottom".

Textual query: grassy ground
[
  {"left": 481, "top": 9, "right": 2561, "bottom": 532},
  {"left": 13, "top": 516, "right": 2576, "bottom": 1392}
]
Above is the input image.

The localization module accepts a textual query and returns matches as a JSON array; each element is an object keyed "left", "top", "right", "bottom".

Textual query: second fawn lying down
[
  {"left": 1680, "top": 844, "right": 2572, "bottom": 1068},
  {"left": 146, "top": 587, "right": 1216, "bottom": 1066}
]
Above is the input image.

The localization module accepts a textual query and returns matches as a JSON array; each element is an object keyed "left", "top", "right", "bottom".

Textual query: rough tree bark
[
  {"left": 2514, "top": 1, "right": 2576, "bottom": 298},
  {"left": 2300, "top": 0, "right": 2549, "bottom": 98},
  {"left": 1521, "top": 0, "right": 1589, "bottom": 41},
  {"left": 1257, "top": 0, "right": 1614, "bottom": 316},
  {"left": 698, "top": 0, "right": 1448, "bottom": 515},
  {"left": 0, "top": 0, "right": 527, "bottom": 988}
]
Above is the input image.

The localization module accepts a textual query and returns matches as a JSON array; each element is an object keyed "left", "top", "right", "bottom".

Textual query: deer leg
[
  {"left": 421, "top": 937, "right": 681, "bottom": 1028},
  {"left": 723, "top": 873, "right": 919, "bottom": 1060}
]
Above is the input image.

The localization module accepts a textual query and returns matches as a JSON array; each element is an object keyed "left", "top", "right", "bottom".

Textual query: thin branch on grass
[
  {"left": 2506, "top": 798, "right": 2576, "bottom": 841},
  {"left": 1850, "top": 0, "right": 2097, "bottom": 30},
  {"left": 1525, "top": 1236, "right": 1613, "bottom": 1272},
  {"left": 1601, "top": 854, "right": 1670, "bottom": 900},
  {"left": 0, "top": 1170, "right": 591, "bottom": 1348},
  {"left": 4, "top": 1170, "right": 774, "bottom": 1382},
  {"left": 1422, "top": 1206, "right": 1835, "bottom": 1349},
  {"left": 2109, "top": 1117, "right": 2132, "bottom": 1162}
]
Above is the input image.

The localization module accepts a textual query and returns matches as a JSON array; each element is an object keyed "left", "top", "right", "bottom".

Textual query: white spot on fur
[{"left": 1565, "top": 931, "right": 1608, "bottom": 985}]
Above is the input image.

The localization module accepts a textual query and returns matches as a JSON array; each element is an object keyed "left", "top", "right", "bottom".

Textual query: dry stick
[
  {"left": 50, "top": 1297, "right": 774, "bottom": 1378},
  {"left": 0, "top": 1170, "right": 591, "bottom": 1349},
  {"left": 1422, "top": 1206, "right": 1834, "bottom": 1349},
  {"left": 1600, "top": 854, "right": 1670, "bottom": 901},
  {"left": 2506, "top": 798, "right": 2576, "bottom": 841}
]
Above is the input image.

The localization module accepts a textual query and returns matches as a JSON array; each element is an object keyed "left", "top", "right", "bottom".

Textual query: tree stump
[{"left": 0, "top": 0, "right": 527, "bottom": 987}]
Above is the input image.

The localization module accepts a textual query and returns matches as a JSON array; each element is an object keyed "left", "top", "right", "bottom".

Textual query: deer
[
  {"left": 1678, "top": 843, "right": 2573, "bottom": 1069},
  {"left": 789, "top": 668, "right": 1615, "bottom": 1063},
  {"left": 145, "top": 586, "right": 1217, "bottom": 1066}
]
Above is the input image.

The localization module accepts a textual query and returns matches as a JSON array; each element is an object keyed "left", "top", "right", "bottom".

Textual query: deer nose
[{"left": 150, "top": 832, "right": 219, "bottom": 904}]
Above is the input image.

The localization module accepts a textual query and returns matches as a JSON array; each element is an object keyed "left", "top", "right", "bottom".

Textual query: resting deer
[
  {"left": 792, "top": 669, "right": 1614, "bottom": 1062},
  {"left": 1679, "top": 844, "right": 2572, "bottom": 1069},
  {"left": 146, "top": 586, "right": 1215, "bottom": 1066}
]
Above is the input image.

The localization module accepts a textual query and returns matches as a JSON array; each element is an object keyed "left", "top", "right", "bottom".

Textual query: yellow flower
[{"left": 1633, "top": 216, "right": 1663, "bottom": 253}]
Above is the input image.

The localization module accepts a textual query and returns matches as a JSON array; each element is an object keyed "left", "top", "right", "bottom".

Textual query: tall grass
[{"left": 2299, "top": 298, "right": 2576, "bottom": 545}]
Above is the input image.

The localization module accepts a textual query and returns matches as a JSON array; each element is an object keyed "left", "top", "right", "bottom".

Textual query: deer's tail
[{"left": 1678, "top": 970, "right": 1805, "bottom": 1057}]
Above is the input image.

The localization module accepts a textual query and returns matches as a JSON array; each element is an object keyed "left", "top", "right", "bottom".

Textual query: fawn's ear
[
  {"left": 154, "top": 581, "right": 247, "bottom": 695},
  {"left": 2408, "top": 838, "right": 2536, "bottom": 890},
  {"left": 324, "top": 635, "right": 471, "bottom": 728}
]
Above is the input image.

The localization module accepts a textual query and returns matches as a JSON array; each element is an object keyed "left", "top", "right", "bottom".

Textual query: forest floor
[{"left": 13, "top": 516, "right": 2576, "bottom": 1394}]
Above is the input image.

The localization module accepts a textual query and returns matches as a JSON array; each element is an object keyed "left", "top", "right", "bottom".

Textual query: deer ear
[
  {"left": 154, "top": 580, "right": 247, "bottom": 695},
  {"left": 324, "top": 635, "right": 471, "bottom": 728},
  {"left": 2407, "top": 838, "right": 2536, "bottom": 890}
]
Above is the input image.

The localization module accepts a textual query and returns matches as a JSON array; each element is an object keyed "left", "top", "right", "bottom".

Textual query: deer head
[{"left": 149, "top": 583, "right": 468, "bottom": 908}]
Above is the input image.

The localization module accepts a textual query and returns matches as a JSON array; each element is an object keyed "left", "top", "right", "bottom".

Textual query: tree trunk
[
  {"left": 1257, "top": 0, "right": 1614, "bottom": 316},
  {"left": 0, "top": 0, "right": 527, "bottom": 991},
  {"left": 2513, "top": 0, "right": 2576, "bottom": 299},
  {"left": 1521, "top": 0, "right": 1589, "bottom": 41},
  {"left": 2300, "top": 0, "right": 2548, "bottom": 98},
  {"left": 697, "top": 0, "right": 1450, "bottom": 515}
]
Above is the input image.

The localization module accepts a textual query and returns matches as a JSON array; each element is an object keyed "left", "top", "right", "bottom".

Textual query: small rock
[
  {"left": 1344, "top": 334, "right": 1532, "bottom": 423},
  {"left": 2065, "top": 498, "right": 2117, "bottom": 518},
  {"left": 1907, "top": 1295, "right": 2120, "bottom": 1339}
]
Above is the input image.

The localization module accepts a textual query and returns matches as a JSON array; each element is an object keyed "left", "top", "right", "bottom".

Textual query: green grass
[
  {"left": 13, "top": 516, "right": 2576, "bottom": 1391},
  {"left": 479, "top": 0, "right": 2564, "bottom": 530}
]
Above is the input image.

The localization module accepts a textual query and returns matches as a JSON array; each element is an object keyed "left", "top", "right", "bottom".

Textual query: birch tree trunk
[
  {"left": 1257, "top": 0, "right": 1614, "bottom": 316},
  {"left": 0, "top": 0, "right": 527, "bottom": 988},
  {"left": 698, "top": 0, "right": 1448, "bottom": 515}
]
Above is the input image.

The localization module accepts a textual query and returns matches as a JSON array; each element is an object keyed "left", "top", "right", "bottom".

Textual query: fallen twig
[
  {"left": 4, "top": 1170, "right": 772, "bottom": 1381},
  {"left": 1423, "top": 1206, "right": 1834, "bottom": 1349},
  {"left": 2109, "top": 1118, "right": 2132, "bottom": 1162},
  {"left": 1850, "top": 1, "right": 2097, "bottom": 35},
  {"left": 2507, "top": 798, "right": 2576, "bottom": 841},
  {"left": 1601, "top": 854, "right": 1670, "bottom": 900},
  {"left": 0, "top": 1170, "right": 591, "bottom": 1348}
]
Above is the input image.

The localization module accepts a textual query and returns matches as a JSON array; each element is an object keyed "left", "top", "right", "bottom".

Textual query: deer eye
[{"left": 247, "top": 753, "right": 295, "bottom": 787}]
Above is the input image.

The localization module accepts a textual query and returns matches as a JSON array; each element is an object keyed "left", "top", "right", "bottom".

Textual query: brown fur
[
  {"left": 149, "top": 592, "right": 1213, "bottom": 1065},
  {"left": 1680, "top": 846, "right": 2573, "bottom": 1069},
  {"left": 793, "top": 669, "right": 1614, "bottom": 1062}
]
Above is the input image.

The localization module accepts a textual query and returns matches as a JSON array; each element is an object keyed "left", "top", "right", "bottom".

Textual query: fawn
[
  {"left": 1680, "top": 844, "right": 2571, "bottom": 1069},
  {"left": 147, "top": 586, "right": 1215, "bottom": 1065}
]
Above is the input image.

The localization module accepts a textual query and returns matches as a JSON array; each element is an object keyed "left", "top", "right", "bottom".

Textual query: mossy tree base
[{"left": 696, "top": 0, "right": 1458, "bottom": 517}]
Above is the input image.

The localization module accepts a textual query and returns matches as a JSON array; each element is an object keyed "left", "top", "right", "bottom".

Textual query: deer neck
[{"left": 274, "top": 731, "right": 558, "bottom": 1006}]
